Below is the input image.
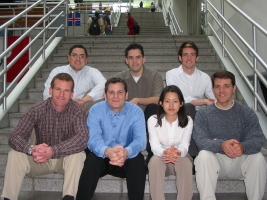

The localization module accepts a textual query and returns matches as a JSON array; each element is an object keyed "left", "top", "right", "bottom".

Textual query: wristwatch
[{"left": 27, "top": 145, "right": 34, "bottom": 156}]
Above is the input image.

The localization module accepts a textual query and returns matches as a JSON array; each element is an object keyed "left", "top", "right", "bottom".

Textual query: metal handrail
[
  {"left": 203, "top": 0, "right": 267, "bottom": 115},
  {"left": 162, "top": 0, "right": 183, "bottom": 35},
  {"left": 111, "top": 0, "right": 122, "bottom": 27},
  {"left": 0, "top": 0, "right": 69, "bottom": 120}
]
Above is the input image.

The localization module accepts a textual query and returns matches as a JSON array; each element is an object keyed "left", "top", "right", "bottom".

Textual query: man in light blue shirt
[{"left": 76, "top": 77, "right": 146, "bottom": 200}]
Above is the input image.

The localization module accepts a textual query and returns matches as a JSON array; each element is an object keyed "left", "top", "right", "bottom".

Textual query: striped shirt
[
  {"left": 43, "top": 65, "right": 106, "bottom": 101},
  {"left": 9, "top": 98, "right": 89, "bottom": 158}
]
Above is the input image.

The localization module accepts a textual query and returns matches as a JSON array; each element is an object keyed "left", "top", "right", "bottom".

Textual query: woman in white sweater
[{"left": 147, "top": 85, "right": 193, "bottom": 200}]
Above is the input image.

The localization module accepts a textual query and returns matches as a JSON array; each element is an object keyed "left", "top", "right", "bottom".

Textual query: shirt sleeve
[
  {"left": 148, "top": 116, "right": 165, "bottom": 156},
  {"left": 152, "top": 71, "right": 164, "bottom": 96},
  {"left": 86, "top": 18, "right": 92, "bottom": 36},
  {"left": 193, "top": 111, "right": 224, "bottom": 153},
  {"left": 9, "top": 106, "right": 36, "bottom": 154},
  {"left": 87, "top": 106, "right": 109, "bottom": 158},
  {"left": 124, "top": 108, "right": 146, "bottom": 158},
  {"left": 43, "top": 67, "right": 62, "bottom": 100},
  {"left": 85, "top": 68, "right": 106, "bottom": 101},
  {"left": 240, "top": 108, "right": 264, "bottom": 154},
  {"left": 204, "top": 74, "right": 215, "bottom": 99}
]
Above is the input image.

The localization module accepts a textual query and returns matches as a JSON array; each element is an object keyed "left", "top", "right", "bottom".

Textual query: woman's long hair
[{"left": 156, "top": 85, "right": 188, "bottom": 128}]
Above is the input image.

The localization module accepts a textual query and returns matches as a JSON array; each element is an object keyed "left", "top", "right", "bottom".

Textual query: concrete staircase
[
  {"left": 1, "top": 34, "right": 265, "bottom": 196},
  {"left": 112, "top": 8, "right": 171, "bottom": 35}
]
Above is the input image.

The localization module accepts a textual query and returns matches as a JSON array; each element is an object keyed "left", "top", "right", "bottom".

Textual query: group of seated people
[{"left": 1, "top": 42, "right": 266, "bottom": 200}]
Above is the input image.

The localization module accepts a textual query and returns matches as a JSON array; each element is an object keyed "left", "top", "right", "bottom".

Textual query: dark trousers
[{"left": 76, "top": 150, "right": 146, "bottom": 200}]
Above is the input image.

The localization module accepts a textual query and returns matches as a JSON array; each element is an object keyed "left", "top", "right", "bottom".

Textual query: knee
[
  {"left": 65, "top": 152, "right": 86, "bottom": 165},
  {"left": 148, "top": 155, "right": 162, "bottom": 169},
  {"left": 249, "top": 152, "right": 266, "bottom": 168},
  {"left": 194, "top": 150, "right": 215, "bottom": 166}
]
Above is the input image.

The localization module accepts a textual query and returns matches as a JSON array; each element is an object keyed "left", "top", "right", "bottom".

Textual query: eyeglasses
[{"left": 70, "top": 54, "right": 86, "bottom": 59}]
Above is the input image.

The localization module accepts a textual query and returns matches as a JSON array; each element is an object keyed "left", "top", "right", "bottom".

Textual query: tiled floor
[{"left": 15, "top": 191, "right": 267, "bottom": 200}]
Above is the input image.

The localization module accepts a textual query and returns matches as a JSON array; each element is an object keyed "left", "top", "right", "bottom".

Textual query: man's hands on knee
[
  {"left": 104, "top": 146, "right": 128, "bottom": 167},
  {"left": 222, "top": 139, "right": 244, "bottom": 158},
  {"left": 32, "top": 143, "right": 53, "bottom": 163}
]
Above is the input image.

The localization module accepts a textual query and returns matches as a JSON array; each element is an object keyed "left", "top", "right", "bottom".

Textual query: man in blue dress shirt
[{"left": 76, "top": 77, "right": 146, "bottom": 200}]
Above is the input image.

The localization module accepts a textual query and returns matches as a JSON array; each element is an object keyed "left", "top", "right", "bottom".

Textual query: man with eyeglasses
[
  {"left": 1, "top": 73, "right": 89, "bottom": 200},
  {"left": 43, "top": 44, "right": 106, "bottom": 114}
]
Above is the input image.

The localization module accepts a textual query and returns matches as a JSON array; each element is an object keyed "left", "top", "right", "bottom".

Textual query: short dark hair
[
  {"left": 211, "top": 70, "right": 236, "bottom": 87},
  {"left": 156, "top": 85, "right": 188, "bottom": 128},
  {"left": 126, "top": 12, "right": 131, "bottom": 16},
  {"left": 125, "top": 43, "right": 144, "bottom": 57},
  {"left": 178, "top": 41, "right": 199, "bottom": 58},
  {"left": 51, "top": 73, "right": 74, "bottom": 91},
  {"left": 105, "top": 77, "right": 128, "bottom": 93},
  {"left": 68, "top": 44, "right": 88, "bottom": 57}
]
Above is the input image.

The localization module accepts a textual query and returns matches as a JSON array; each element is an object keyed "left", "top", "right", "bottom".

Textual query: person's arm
[
  {"left": 43, "top": 67, "right": 62, "bottom": 100},
  {"left": 240, "top": 108, "right": 264, "bottom": 154},
  {"left": 176, "top": 116, "right": 193, "bottom": 157},
  {"left": 124, "top": 107, "right": 146, "bottom": 158},
  {"left": 84, "top": 68, "right": 106, "bottom": 101},
  {"left": 87, "top": 105, "right": 110, "bottom": 157},
  {"left": 193, "top": 111, "right": 224, "bottom": 153},
  {"left": 130, "top": 71, "right": 164, "bottom": 106},
  {"left": 50, "top": 107, "right": 89, "bottom": 158},
  {"left": 130, "top": 96, "right": 159, "bottom": 105},
  {"left": 9, "top": 106, "right": 36, "bottom": 153},
  {"left": 190, "top": 98, "right": 215, "bottom": 106},
  {"left": 99, "top": 18, "right": 105, "bottom": 35},
  {"left": 147, "top": 116, "right": 165, "bottom": 156},
  {"left": 86, "top": 18, "right": 92, "bottom": 35},
  {"left": 128, "top": 17, "right": 135, "bottom": 30}
]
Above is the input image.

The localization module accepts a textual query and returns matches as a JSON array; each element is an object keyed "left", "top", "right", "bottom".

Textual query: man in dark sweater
[{"left": 193, "top": 70, "right": 266, "bottom": 200}]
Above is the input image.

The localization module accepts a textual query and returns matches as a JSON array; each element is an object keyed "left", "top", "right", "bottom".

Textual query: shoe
[{"left": 62, "top": 195, "right": 74, "bottom": 200}]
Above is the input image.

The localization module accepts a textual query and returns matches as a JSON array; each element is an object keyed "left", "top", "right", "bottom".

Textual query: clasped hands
[
  {"left": 221, "top": 139, "right": 244, "bottom": 158},
  {"left": 162, "top": 145, "right": 181, "bottom": 164},
  {"left": 105, "top": 146, "right": 128, "bottom": 167},
  {"left": 31, "top": 143, "right": 53, "bottom": 164}
]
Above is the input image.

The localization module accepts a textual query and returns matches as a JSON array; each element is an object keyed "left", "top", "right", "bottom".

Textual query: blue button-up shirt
[{"left": 87, "top": 101, "right": 146, "bottom": 159}]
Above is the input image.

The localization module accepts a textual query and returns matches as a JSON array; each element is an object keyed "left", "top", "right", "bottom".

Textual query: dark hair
[
  {"left": 126, "top": 12, "right": 131, "bottom": 17},
  {"left": 68, "top": 44, "right": 88, "bottom": 57},
  {"left": 51, "top": 73, "right": 74, "bottom": 91},
  {"left": 125, "top": 43, "right": 145, "bottom": 57},
  {"left": 105, "top": 77, "right": 128, "bottom": 93},
  {"left": 178, "top": 41, "right": 199, "bottom": 58},
  {"left": 156, "top": 85, "right": 188, "bottom": 128},
  {"left": 211, "top": 70, "right": 236, "bottom": 87}
]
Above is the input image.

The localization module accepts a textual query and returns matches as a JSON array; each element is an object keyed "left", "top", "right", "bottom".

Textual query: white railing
[
  {"left": 110, "top": 0, "right": 122, "bottom": 27},
  {"left": 162, "top": 0, "right": 183, "bottom": 35},
  {"left": 203, "top": 0, "right": 267, "bottom": 115},
  {"left": 0, "top": 0, "right": 69, "bottom": 121}
]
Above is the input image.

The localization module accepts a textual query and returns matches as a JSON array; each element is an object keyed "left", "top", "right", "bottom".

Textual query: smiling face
[
  {"left": 67, "top": 48, "right": 88, "bottom": 73},
  {"left": 104, "top": 82, "right": 128, "bottom": 113},
  {"left": 125, "top": 49, "right": 145, "bottom": 76},
  {"left": 49, "top": 79, "right": 74, "bottom": 112},
  {"left": 160, "top": 91, "right": 182, "bottom": 118},
  {"left": 213, "top": 78, "right": 236, "bottom": 109},
  {"left": 179, "top": 47, "right": 199, "bottom": 72}
]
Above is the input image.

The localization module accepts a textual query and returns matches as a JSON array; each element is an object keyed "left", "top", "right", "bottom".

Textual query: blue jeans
[{"left": 105, "top": 30, "right": 112, "bottom": 35}]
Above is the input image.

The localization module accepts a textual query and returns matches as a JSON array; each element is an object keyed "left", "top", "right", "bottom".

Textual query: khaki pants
[
  {"left": 148, "top": 155, "right": 193, "bottom": 200},
  {"left": 1, "top": 149, "right": 86, "bottom": 200},
  {"left": 194, "top": 150, "right": 267, "bottom": 200}
]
